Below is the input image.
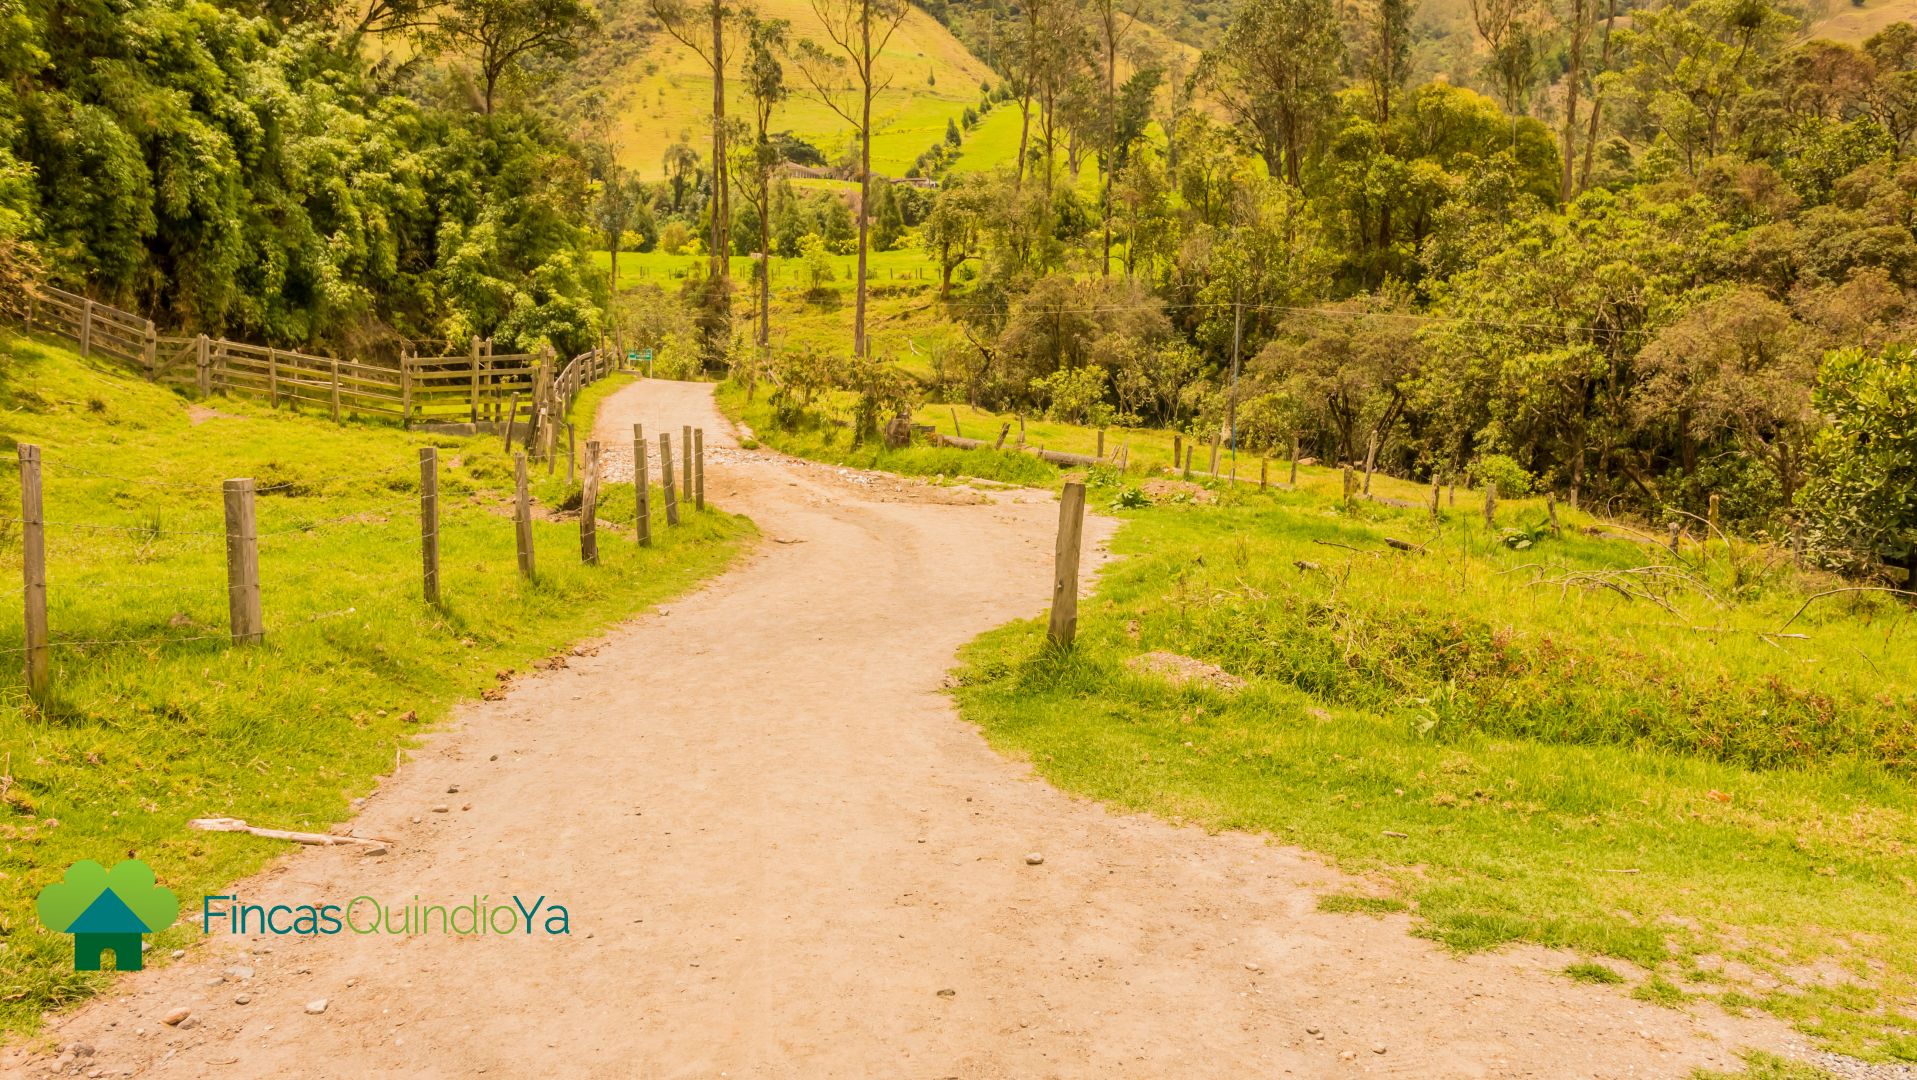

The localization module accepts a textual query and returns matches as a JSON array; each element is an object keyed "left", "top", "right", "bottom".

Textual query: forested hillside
[{"left": 0, "top": 0, "right": 610, "bottom": 356}]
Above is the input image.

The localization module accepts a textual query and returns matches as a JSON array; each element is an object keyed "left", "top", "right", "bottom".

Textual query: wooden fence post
[
  {"left": 1182, "top": 445, "right": 1192, "bottom": 480},
  {"left": 1546, "top": 491, "right": 1561, "bottom": 536},
  {"left": 19, "top": 444, "right": 47, "bottom": 701},
  {"left": 951, "top": 407, "right": 963, "bottom": 438},
  {"left": 1259, "top": 457, "right": 1268, "bottom": 489},
  {"left": 581, "top": 440, "right": 601, "bottom": 565},
  {"left": 266, "top": 348, "right": 279, "bottom": 407},
  {"left": 660, "top": 433, "right": 679, "bottom": 526},
  {"left": 1289, "top": 436, "right": 1299, "bottom": 486},
  {"left": 1173, "top": 434, "right": 1182, "bottom": 472},
  {"left": 1430, "top": 474, "right": 1441, "bottom": 522},
  {"left": 196, "top": 334, "right": 211, "bottom": 396},
  {"left": 419, "top": 447, "right": 440, "bottom": 604},
  {"left": 79, "top": 299, "right": 93, "bottom": 357},
  {"left": 1047, "top": 481, "right": 1087, "bottom": 648},
  {"left": 1668, "top": 522, "right": 1681, "bottom": 553},
  {"left": 142, "top": 320, "right": 156, "bottom": 379},
  {"left": 1343, "top": 465, "right": 1354, "bottom": 506},
  {"left": 400, "top": 351, "right": 413, "bottom": 427},
  {"left": 469, "top": 335, "right": 481, "bottom": 423},
  {"left": 330, "top": 358, "right": 342, "bottom": 423},
  {"left": 503, "top": 394, "right": 520, "bottom": 454},
  {"left": 693, "top": 428, "right": 705, "bottom": 511},
  {"left": 994, "top": 422, "right": 1010, "bottom": 450},
  {"left": 1708, "top": 492, "right": 1721, "bottom": 536},
  {"left": 566, "top": 422, "right": 576, "bottom": 484},
  {"left": 634, "top": 423, "right": 652, "bottom": 547},
  {"left": 1097, "top": 429, "right": 1105, "bottom": 458},
  {"left": 681, "top": 425, "right": 692, "bottom": 499},
  {"left": 223, "top": 478, "right": 263, "bottom": 645},
  {"left": 1209, "top": 433, "right": 1220, "bottom": 476},
  {"left": 1483, "top": 483, "right": 1498, "bottom": 528},
  {"left": 514, "top": 451, "right": 535, "bottom": 579}
]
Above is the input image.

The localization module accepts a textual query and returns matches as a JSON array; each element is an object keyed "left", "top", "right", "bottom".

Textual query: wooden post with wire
[
  {"left": 660, "top": 433, "right": 679, "bottom": 526},
  {"left": 514, "top": 451, "right": 535, "bottom": 579},
  {"left": 419, "top": 447, "right": 440, "bottom": 604},
  {"left": 19, "top": 444, "right": 47, "bottom": 700},
  {"left": 580, "top": 440, "right": 601, "bottom": 565},
  {"left": 566, "top": 422, "right": 576, "bottom": 484},
  {"left": 1289, "top": 436, "right": 1300, "bottom": 486},
  {"left": 681, "top": 425, "right": 692, "bottom": 500},
  {"left": 634, "top": 423, "right": 652, "bottom": 547},
  {"left": 1430, "top": 473, "right": 1442, "bottom": 522},
  {"left": 1047, "top": 481, "right": 1088, "bottom": 648},
  {"left": 223, "top": 478, "right": 263, "bottom": 645},
  {"left": 1484, "top": 483, "right": 1498, "bottom": 528},
  {"left": 693, "top": 428, "right": 705, "bottom": 511}
]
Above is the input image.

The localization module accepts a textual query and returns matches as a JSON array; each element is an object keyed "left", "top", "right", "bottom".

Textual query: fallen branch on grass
[
  {"left": 1382, "top": 537, "right": 1425, "bottom": 553},
  {"left": 189, "top": 816, "right": 393, "bottom": 847},
  {"left": 1777, "top": 586, "right": 1917, "bottom": 632}
]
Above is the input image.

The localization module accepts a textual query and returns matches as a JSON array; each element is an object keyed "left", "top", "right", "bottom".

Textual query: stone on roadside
[
  {"left": 304, "top": 999, "right": 328, "bottom": 1015},
  {"left": 1025, "top": 853, "right": 1044, "bottom": 865},
  {"left": 160, "top": 1007, "right": 190, "bottom": 1026}
]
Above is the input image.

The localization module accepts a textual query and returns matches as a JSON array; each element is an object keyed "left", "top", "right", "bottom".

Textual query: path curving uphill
[{"left": 5, "top": 379, "right": 1800, "bottom": 1078}]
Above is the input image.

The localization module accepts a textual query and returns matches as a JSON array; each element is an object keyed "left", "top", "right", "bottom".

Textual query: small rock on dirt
[
  {"left": 304, "top": 999, "right": 328, "bottom": 1015},
  {"left": 160, "top": 1008, "right": 190, "bottom": 1026},
  {"left": 1025, "top": 853, "right": 1044, "bottom": 865},
  {"left": 225, "top": 966, "right": 253, "bottom": 980},
  {"left": 430, "top": 805, "right": 449, "bottom": 813},
  {"left": 1372, "top": 1044, "right": 1388, "bottom": 1055},
  {"left": 235, "top": 994, "right": 251, "bottom": 1005}
]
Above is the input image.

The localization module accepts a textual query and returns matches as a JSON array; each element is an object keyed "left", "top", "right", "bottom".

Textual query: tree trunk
[
  {"left": 710, "top": 0, "right": 729, "bottom": 285},
  {"left": 854, "top": 0, "right": 872, "bottom": 359}
]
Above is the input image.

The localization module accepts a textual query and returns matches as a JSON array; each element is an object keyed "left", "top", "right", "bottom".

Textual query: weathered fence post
[
  {"left": 1483, "top": 483, "right": 1498, "bottom": 528},
  {"left": 79, "top": 299, "right": 93, "bottom": 357},
  {"left": 19, "top": 444, "right": 47, "bottom": 701},
  {"left": 419, "top": 447, "right": 440, "bottom": 604},
  {"left": 693, "top": 428, "right": 705, "bottom": 511},
  {"left": 634, "top": 423, "right": 652, "bottom": 547},
  {"left": 1430, "top": 474, "right": 1441, "bottom": 522},
  {"left": 400, "top": 350, "right": 413, "bottom": 427},
  {"left": 1260, "top": 457, "right": 1268, "bottom": 489},
  {"left": 1546, "top": 491, "right": 1561, "bottom": 536},
  {"left": 469, "top": 335, "right": 481, "bottom": 423},
  {"left": 1343, "top": 465, "right": 1354, "bottom": 506},
  {"left": 330, "top": 358, "right": 342, "bottom": 424},
  {"left": 580, "top": 440, "right": 600, "bottom": 565},
  {"left": 660, "top": 433, "right": 679, "bottom": 527},
  {"left": 951, "top": 407, "right": 963, "bottom": 438},
  {"left": 1097, "top": 429, "right": 1105, "bottom": 459},
  {"left": 142, "top": 320, "right": 157, "bottom": 379},
  {"left": 1209, "top": 433, "right": 1220, "bottom": 476},
  {"left": 514, "top": 451, "right": 535, "bottom": 579},
  {"left": 266, "top": 348, "right": 279, "bottom": 407},
  {"left": 681, "top": 425, "right": 692, "bottom": 499},
  {"left": 196, "top": 334, "right": 211, "bottom": 396},
  {"left": 994, "top": 422, "right": 1010, "bottom": 450},
  {"left": 1667, "top": 521, "right": 1681, "bottom": 553},
  {"left": 1708, "top": 492, "right": 1721, "bottom": 536},
  {"left": 1289, "top": 436, "right": 1300, "bottom": 486},
  {"left": 566, "top": 422, "right": 576, "bottom": 484},
  {"left": 503, "top": 394, "right": 520, "bottom": 454},
  {"left": 1182, "top": 445, "right": 1193, "bottom": 480},
  {"left": 223, "top": 479, "right": 263, "bottom": 645},
  {"left": 1047, "top": 481, "right": 1088, "bottom": 648},
  {"left": 1173, "top": 434, "right": 1182, "bottom": 473}
]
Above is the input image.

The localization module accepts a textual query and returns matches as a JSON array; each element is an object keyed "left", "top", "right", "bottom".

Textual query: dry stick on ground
[
  {"left": 188, "top": 817, "right": 393, "bottom": 847},
  {"left": 1778, "top": 586, "right": 1917, "bottom": 632}
]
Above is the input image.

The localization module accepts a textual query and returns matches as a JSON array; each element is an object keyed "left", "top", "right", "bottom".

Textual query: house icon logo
[{"left": 35, "top": 860, "right": 179, "bottom": 971}]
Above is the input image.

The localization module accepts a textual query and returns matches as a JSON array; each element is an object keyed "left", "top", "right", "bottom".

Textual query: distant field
[
  {"left": 612, "top": 0, "right": 991, "bottom": 179},
  {"left": 1807, "top": 0, "right": 1917, "bottom": 41}
]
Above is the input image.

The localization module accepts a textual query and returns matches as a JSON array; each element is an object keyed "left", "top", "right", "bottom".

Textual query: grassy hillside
[
  {"left": 613, "top": 0, "right": 993, "bottom": 178},
  {"left": 0, "top": 337, "right": 751, "bottom": 1035}
]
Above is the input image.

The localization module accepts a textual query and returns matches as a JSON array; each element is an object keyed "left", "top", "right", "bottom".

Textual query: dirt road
[{"left": 7, "top": 380, "right": 1801, "bottom": 1078}]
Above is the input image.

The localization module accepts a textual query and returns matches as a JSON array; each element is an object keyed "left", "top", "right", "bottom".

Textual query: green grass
[
  {"left": 1693, "top": 1052, "right": 1843, "bottom": 1079},
  {"left": 1565, "top": 961, "right": 1628, "bottom": 985},
  {"left": 0, "top": 337, "right": 752, "bottom": 1036},
  {"left": 947, "top": 471, "right": 1917, "bottom": 1061},
  {"left": 1316, "top": 894, "right": 1409, "bottom": 917},
  {"left": 716, "top": 379, "right": 1059, "bottom": 486}
]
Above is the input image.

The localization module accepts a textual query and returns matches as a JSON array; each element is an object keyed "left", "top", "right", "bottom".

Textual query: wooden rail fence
[{"left": 4, "top": 283, "right": 621, "bottom": 462}]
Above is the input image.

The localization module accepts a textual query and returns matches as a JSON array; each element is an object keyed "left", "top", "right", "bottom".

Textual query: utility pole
[{"left": 1227, "top": 293, "right": 1243, "bottom": 470}]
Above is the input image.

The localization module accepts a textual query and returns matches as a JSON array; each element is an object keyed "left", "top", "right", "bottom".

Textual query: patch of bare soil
[{"left": 1126, "top": 650, "right": 1247, "bottom": 693}]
